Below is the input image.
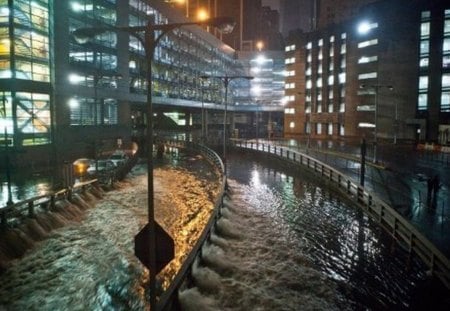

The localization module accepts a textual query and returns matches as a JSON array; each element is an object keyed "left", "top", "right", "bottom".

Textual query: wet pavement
[{"left": 265, "top": 139, "right": 450, "bottom": 258}]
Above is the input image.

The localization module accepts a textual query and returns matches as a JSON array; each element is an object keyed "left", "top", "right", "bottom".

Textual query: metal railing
[
  {"left": 154, "top": 139, "right": 226, "bottom": 310},
  {"left": 232, "top": 139, "right": 450, "bottom": 289},
  {"left": 0, "top": 179, "right": 100, "bottom": 227}
]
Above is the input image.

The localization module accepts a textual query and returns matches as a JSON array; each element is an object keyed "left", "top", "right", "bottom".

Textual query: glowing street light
[
  {"left": 72, "top": 15, "right": 235, "bottom": 310},
  {"left": 197, "top": 8, "right": 209, "bottom": 21}
]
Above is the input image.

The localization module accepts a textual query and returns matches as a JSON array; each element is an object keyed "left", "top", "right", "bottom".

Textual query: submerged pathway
[{"left": 180, "top": 179, "right": 345, "bottom": 311}]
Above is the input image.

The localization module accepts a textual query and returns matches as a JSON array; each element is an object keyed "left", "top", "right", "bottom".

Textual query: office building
[
  {"left": 284, "top": 0, "right": 450, "bottom": 144},
  {"left": 0, "top": 0, "right": 252, "bottom": 169}
]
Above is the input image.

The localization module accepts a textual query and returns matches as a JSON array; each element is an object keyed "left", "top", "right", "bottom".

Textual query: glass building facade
[
  {"left": 1, "top": 0, "right": 253, "bottom": 167},
  {"left": 0, "top": 0, "right": 51, "bottom": 148}
]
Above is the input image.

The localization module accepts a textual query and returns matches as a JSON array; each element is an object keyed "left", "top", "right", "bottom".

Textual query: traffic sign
[{"left": 134, "top": 222, "right": 174, "bottom": 273}]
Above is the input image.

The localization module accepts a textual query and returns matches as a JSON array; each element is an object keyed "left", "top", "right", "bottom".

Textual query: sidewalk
[{"left": 271, "top": 139, "right": 450, "bottom": 258}]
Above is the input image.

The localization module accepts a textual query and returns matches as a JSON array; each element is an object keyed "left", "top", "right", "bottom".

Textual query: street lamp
[
  {"left": 360, "top": 83, "right": 393, "bottom": 163},
  {"left": 1, "top": 95, "right": 13, "bottom": 206},
  {"left": 72, "top": 16, "right": 235, "bottom": 309},
  {"left": 200, "top": 75, "right": 253, "bottom": 176}
]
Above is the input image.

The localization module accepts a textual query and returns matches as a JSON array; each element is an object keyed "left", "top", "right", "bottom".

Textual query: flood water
[
  {"left": 222, "top": 151, "right": 449, "bottom": 310},
  {"left": 0, "top": 149, "right": 449, "bottom": 310}
]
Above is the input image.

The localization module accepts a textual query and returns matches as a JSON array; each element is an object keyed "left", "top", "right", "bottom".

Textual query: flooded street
[
  {"left": 0, "top": 152, "right": 221, "bottom": 310},
  {"left": 0, "top": 149, "right": 448, "bottom": 310}
]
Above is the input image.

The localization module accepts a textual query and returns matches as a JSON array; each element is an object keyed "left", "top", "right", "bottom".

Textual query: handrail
[
  {"left": 0, "top": 179, "right": 99, "bottom": 227},
  {"left": 232, "top": 139, "right": 450, "bottom": 289},
  {"left": 154, "top": 139, "right": 226, "bottom": 310}
]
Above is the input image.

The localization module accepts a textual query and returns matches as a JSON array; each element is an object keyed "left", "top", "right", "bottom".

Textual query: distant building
[
  {"left": 284, "top": 0, "right": 450, "bottom": 145},
  {"left": 168, "top": 0, "right": 283, "bottom": 51}
]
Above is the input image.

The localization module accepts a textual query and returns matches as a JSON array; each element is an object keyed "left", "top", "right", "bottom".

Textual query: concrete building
[{"left": 284, "top": 0, "right": 450, "bottom": 145}]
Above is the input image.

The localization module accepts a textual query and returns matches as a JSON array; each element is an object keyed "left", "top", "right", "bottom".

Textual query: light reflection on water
[
  {"left": 226, "top": 152, "right": 446, "bottom": 310},
  {"left": 0, "top": 172, "right": 56, "bottom": 207}
]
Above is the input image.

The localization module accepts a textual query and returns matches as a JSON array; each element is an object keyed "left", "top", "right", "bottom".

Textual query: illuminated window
[
  {"left": 328, "top": 102, "right": 333, "bottom": 113},
  {"left": 328, "top": 123, "right": 333, "bottom": 135},
  {"left": 443, "top": 73, "right": 450, "bottom": 88},
  {"left": 16, "top": 92, "right": 51, "bottom": 145},
  {"left": 420, "top": 58, "right": 429, "bottom": 67},
  {"left": 421, "top": 22, "right": 430, "bottom": 38},
  {"left": 418, "top": 93, "right": 427, "bottom": 111},
  {"left": 285, "top": 44, "right": 296, "bottom": 51},
  {"left": 316, "top": 123, "right": 322, "bottom": 134},
  {"left": 419, "top": 76, "right": 428, "bottom": 89},
  {"left": 420, "top": 40, "right": 429, "bottom": 55},
  {"left": 316, "top": 77, "right": 322, "bottom": 87},
  {"left": 285, "top": 57, "right": 295, "bottom": 64},
  {"left": 285, "top": 82, "right": 295, "bottom": 89},
  {"left": 289, "top": 121, "right": 295, "bottom": 128},
  {"left": 328, "top": 76, "right": 334, "bottom": 85},
  {"left": 358, "top": 72, "right": 377, "bottom": 80},
  {"left": 358, "top": 39, "right": 378, "bottom": 48},
  {"left": 284, "top": 108, "right": 295, "bottom": 114},
  {"left": 358, "top": 56, "right": 378, "bottom": 64},
  {"left": 441, "top": 91, "right": 450, "bottom": 112}
]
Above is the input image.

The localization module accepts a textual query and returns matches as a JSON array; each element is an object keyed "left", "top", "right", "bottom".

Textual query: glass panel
[
  {"left": 420, "top": 22, "right": 430, "bottom": 37},
  {"left": 420, "top": 57, "right": 429, "bottom": 67},
  {"left": 420, "top": 40, "right": 429, "bottom": 55},
  {"left": 419, "top": 76, "right": 428, "bottom": 89},
  {"left": 15, "top": 92, "right": 51, "bottom": 145},
  {"left": 441, "top": 91, "right": 450, "bottom": 112},
  {"left": 445, "top": 20, "right": 450, "bottom": 35},
  {"left": 443, "top": 74, "right": 450, "bottom": 88},
  {"left": 443, "top": 37, "right": 450, "bottom": 53},
  {"left": 418, "top": 93, "right": 427, "bottom": 110}
]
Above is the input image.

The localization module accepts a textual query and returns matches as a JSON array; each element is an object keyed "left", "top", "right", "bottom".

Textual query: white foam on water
[
  {"left": 178, "top": 287, "right": 218, "bottom": 311},
  {"left": 0, "top": 161, "right": 221, "bottom": 310},
  {"left": 182, "top": 179, "right": 346, "bottom": 311}
]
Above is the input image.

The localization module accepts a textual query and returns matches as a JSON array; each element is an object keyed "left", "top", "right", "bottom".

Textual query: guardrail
[
  {"left": 232, "top": 139, "right": 450, "bottom": 289},
  {"left": 0, "top": 148, "right": 140, "bottom": 227},
  {"left": 154, "top": 139, "right": 226, "bottom": 310},
  {"left": 0, "top": 179, "right": 99, "bottom": 227}
]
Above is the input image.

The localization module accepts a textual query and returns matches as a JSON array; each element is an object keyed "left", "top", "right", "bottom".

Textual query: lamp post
[
  {"left": 72, "top": 16, "right": 235, "bottom": 310},
  {"left": 200, "top": 75, "right": 253, "bottom": 176},
  {"left": 360, "top": 83, "right": 393, "bottom": 163},
  {"left": 199, "top": 78, "right": 206, "bottom": 144},
  {"left": 1, "top": 95, "right": 13, "bottom": 206}
]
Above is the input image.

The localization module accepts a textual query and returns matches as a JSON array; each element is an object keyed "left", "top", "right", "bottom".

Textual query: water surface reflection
[{"left": 227, "top": 151, "right": 448, "bottom": 310}]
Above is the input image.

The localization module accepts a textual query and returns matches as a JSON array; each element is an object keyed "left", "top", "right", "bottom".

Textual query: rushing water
[
  {"left": 0, "top": 149, "right": 449, "bottom": 310},
  {"left": 220, "top": 151, "right": 450, "bottom": 310}
]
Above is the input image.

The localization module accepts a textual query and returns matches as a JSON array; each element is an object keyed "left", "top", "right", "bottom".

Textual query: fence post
[
  {"left": 28, "top": 201, "right": 34, "bottom": 217},
  {"left": 1, "top": 211, "right": 6, "bottom": 227}
]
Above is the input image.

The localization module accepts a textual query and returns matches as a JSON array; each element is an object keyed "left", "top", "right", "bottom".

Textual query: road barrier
[
  {"left": 154, "top": 139, "right": 226, "bottom": 310},
  {"left": 232, "top": 139, "right": 450, "bottom": 290}
]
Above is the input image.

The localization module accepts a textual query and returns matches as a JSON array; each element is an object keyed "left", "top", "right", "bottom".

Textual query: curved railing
[
  {"left": 0, "top": 179, "right": 100, "bottom": 227},
  {"left": 154, "top": 139, "right": 226, "bottom": 310},
  {"left": 232, "top": 139, "right": 450, "bottom": 289},
  {"left": 0, "top": 148, "right": 140, "bottom": 226}
]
